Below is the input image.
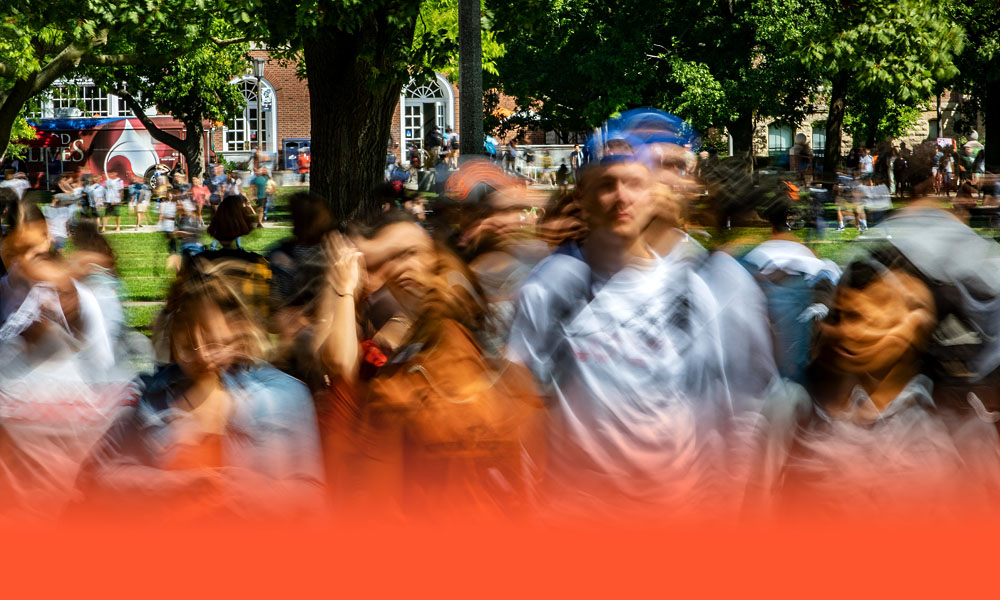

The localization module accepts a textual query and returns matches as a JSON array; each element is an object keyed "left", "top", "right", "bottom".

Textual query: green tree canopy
[
  {"left": 798, "top": 0, "right": 964, "bottom": 169},
  {"left": 486, "top": 0, "right": 820, "bottom": 153},
  {"left": 951, "top": 0, "right": 1000, "bottom": 169},
  {"left": 85, "top": 22, "right": 250, "bottom": 178},
  {"left": 0, "top": 0, "right": 256, "bottom": 160}
]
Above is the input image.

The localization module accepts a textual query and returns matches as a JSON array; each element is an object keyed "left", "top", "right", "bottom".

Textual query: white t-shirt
[
  {"left": 507, "top": 237, "right": 732, "bottom": 516},
  {"left": 159, "top": 200, "right": 177, "bottom": 232},
  {"left": 41, "top": 205, "right": 71, "bottom": 240},
  {"left": 859, "top": 155, "right": 874, "bottom": 173},
  {"left": 859, "top": 183, "right": 892, "bottom": 211},
  {"left": 0, "top": 281, "right": 138, "bottom": 520},
  {"left": 0, "top": 178, "right": 31, "bottom": 200},
  {"left": 104, "top": 177, "right": 124, "bottom": 204},
  {"left": 86, "top": 183, "right": 106, "bottom": 207}
]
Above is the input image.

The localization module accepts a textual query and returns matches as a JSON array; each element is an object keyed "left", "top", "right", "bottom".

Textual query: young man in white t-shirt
[
  {"left": 102, "top": 171, "right": 125, "bottom": 232},
  {"left": 41, "top": 196, "right": 71, "bottom": 251},
  {"left": 507, "top": 157, "right": 732, "bottom": 517},
  {"left": 858, "top": 148, "right": 874, "bottom": 183},
  {"left": 86, "top": 178, "right": 106, "bottom": 221}
]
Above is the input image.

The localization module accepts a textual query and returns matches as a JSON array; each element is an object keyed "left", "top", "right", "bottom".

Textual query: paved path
[{"left": 99, "top": 222, "right": 292, "bottom": 234}]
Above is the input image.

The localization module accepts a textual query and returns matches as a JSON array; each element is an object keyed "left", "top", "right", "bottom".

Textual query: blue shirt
[{"left": 78, "top": 362, "right": 326, "bottom": 518}]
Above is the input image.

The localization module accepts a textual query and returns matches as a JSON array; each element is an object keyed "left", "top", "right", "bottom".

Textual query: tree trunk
[
  {"left": 823, "top": 74, "right": 849, "bottom": 174},
  {"left": 0, "top": 83, "right": 36, "bottom": 163},
  {"left": 459, "top": 0, "right": 483, "bottom": 158},
  {"left": 302, "top": 13, "right": 417, "bottom": 225},
  {"left": 183, "top": 120, "right": 206, "bottom": 179},
  {"left": 986, "top": 79, "right": 1000, "bottom": 173},
  {"left": 119, "top": 91, "right": 203, "bottom": 179}
]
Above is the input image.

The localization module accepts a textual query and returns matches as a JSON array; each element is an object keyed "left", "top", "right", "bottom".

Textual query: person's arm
[
  {"left": 314, "top": 233, "right": 363, "bottom": 383},
  {"left": 217, "top": 373, "right": 327, "bottom": 517},
  {"left": 77, "top": 404, "right": 222, "bottom": 508}
]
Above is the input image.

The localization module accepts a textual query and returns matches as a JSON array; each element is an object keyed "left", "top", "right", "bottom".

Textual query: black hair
[
  {"left": 839, "top": 244, "right": 924, "bottom": 292},
  {"left": 208, "top": 195, "right": 252, "bottom": 242},
  {"left": 288, "top": 191, "right": 335, "bottom": 244}
]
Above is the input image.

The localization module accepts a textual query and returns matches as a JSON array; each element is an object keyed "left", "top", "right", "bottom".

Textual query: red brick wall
[
  {"left": 390, "top": 106, "right": 402, "bottom": 162},
  {"left": 490, "top": 92, "right": 552, "bottom": 146},
  {"left": 451, "top": 78, "right": 460, "bottom": 145},
  {"left": 209, "top": 50, "right": 312, "bottom": 168},
  {"left": 250, "top": 50, "right": 311, "bottom": 145}
]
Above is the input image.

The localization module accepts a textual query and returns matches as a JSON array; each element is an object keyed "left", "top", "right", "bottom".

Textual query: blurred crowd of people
[{"left": 3, "top": 109, "right": 1000, "bottom": 525}]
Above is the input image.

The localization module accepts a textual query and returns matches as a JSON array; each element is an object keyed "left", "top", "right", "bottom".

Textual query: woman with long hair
[
  {"left": 77, "top": 275, "right": 325, "bottom": 522},
  {"left": 308, "top": 211, "right": 545, "bottom": 518}
]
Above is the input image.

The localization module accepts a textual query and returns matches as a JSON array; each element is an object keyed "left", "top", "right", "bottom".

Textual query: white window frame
[
  {"left": 811, "top": 122, "right": 826, "bottom": 156},
  {"left": 30, "top": 78, "right": 161, "bottom": 119},
  {"left": 399, "top": 73, "right": 455, "bottom": 151},
  {"left": 225, "top": 76, "right": 277, "bottom": 153}
]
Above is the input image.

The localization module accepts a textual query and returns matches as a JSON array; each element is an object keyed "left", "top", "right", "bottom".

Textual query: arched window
[
  {"left": 401, "top": 74, "right": 454, "bottom": 151},
  {"left": 768, "top": 123, "right": 794, "bottom": 155},
  {"left": 226, "top": 77, "right": 276, "bottom": 152},
  {"left": 405, "top": 79, "right": 444, "bottom": 99}
]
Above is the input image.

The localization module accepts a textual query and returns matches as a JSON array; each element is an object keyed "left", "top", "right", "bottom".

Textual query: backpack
[
  {"left": 361, "top": 319, "right": 545, "bottom": 513},
  {"left": 450, "top": 135, "right": 460, "bottom": 150}
]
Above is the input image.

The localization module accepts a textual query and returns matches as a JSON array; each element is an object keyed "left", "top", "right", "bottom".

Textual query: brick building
[
  {"left": 22, "top": 48, "right": 563, "bottom": 183},
  {"left": 211, "top": 49, "right": 313, "bottom": 170},
  {"left": 214, "top": 50, "right": 470, "bottom": 168},
  {"left": 754, "top": 89, "right": 985, "bottom": 162},
  {"left": 215, "top": 50, "right": 551, "bottom": 168}
]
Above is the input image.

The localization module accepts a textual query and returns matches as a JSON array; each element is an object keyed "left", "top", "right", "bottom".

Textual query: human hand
[{"left": 323, "top": 232, "right": 365, "bottom": 297}]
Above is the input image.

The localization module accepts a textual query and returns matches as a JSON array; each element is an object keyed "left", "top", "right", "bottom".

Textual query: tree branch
[
  {"left": 0, "top": 64, "right": 15, "bottom": 78},
  {"left": 81, "top": 50, "right": 184, "bottom": 67},
  {"left": 114, "top": 87, "right": 191, "bottom": 152},
  {"left": 30, "top": 39, "right": 95, "bottom": 95},
  {"left": 210, "top": 36, "right": 264, "bottom": 46}
]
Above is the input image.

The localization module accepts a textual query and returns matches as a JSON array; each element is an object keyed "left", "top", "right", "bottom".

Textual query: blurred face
[
  {"left": 580, "top": 161, "right": 654, "bottom": 240},
  {"left": 649, "top": 143, "right": 695, "bottom": 227},
  {"left": 173, "top": 303, "right": 242, "bottom": 378},
  {"left": 463, "top": 187, "right": 535, "bottom": 247},
  {"left": 820, "top": 269, "right": 936, "bottom": 377},
  {"left": 1, "top": 222, "right": 51, "bottom": 276},
  {"left": 369, "top": 222, "right": 436, "bottom": 312}
]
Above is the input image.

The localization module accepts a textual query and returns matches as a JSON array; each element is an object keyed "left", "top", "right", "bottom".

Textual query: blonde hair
[{"left": 161, "top": 273, "right": 270, "bottom": 364}]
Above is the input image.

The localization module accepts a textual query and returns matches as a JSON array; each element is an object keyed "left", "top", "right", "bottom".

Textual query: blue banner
[{"left": 28, "top": 117, "right": 127, "bottom": 131}]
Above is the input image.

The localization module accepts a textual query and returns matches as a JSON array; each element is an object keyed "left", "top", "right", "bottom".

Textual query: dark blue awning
[{"left": 28, "top": 117, "right": 126, "bottom": 130}]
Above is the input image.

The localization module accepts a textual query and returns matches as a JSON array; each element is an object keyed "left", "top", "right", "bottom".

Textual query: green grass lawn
[
  {"left": 87, "top": 186, "right": 302, "bottom": 334},
  {"left": 112, "top": 227, "right": 291, "bottom": 335}
]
